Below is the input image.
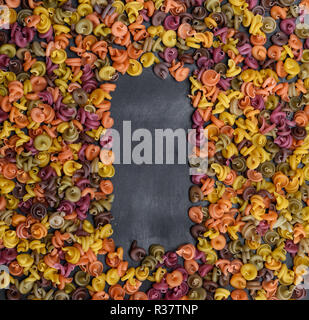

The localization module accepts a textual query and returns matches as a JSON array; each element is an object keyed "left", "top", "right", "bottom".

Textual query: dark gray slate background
[{"left": 110, "top": 68, "right": 194, "bottom": 264}]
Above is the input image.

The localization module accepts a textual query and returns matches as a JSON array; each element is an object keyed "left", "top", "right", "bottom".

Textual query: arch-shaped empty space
[{"left": 111, "top": 68, "right": 193, "bottom": 262}]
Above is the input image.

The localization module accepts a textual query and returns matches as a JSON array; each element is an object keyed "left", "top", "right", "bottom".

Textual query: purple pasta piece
[
  {"left": 0, "top": 54, "right": 9, "bottom": 70},
  {"left": 152, "top": 281, "right": 169, "bottom": 293},
  {"left": 84, "top": 114, "right": 100, "bottom": 130},
  {"left": 38, "top": 91, "right": 54, "bottom": 105},
  {"left": 285, "top": 240, "right": 298, "bottom": 255},
  {"left": 270, "top": 109, "right": 286, "bottom": 124},
  {"left": 179, "top": 281, "right": 189, "bottom": 296},
  {"left": 217, "top": 77, "right": 231, "bottom": 91},
  {"left": 46, "top": 57, "right": 58, "bottom": 75},
  {"left": 57, "top": 200, "right": 75, "bottom": 215},
  {"left": 39, "top": 26, "right": 54, "bottom": 42},
  {"left": 256, "top": 220, "right": 269, "bottom": 236},
  {"left": 14, "top": 26, "right": 35, "bottom": 48},
  {"left": 0, "top": 252, "right": 6, "bottom": 265},
  {"left": 147, "top": 288, "right": 162, "bottom": 300},
  {"left": 76, "top": 195, "right": 91, "bottom": 220},
  {"left": 251, "top": 95, "right": 265, "bottom": 110},
  {"left": 213, "top": 47, "right": 225, "bottom": 63},
  {"left": 165, "top": 288, "right": 182, "bottom": 300},
  {"left": 244, "top": 56, "right": 259, "bottom": 69},
  {"left": 238, "top": 43, "right": 252, "bottom": 56},
  {"left": 274, "top": 135, "right": 292, "bottom": 149},
  {"left": 140, "top": 9, "right": 150, "bottom": 22},
  {"left": 81, "top": 64, "right": 94, "bottom": 82},
  {"left": 162, "top": 47, "right": 178, "bottom": 63},
  {"left": 194, "top": 249, "right": 205, "bottom": 261},
  {"left": 24, "top": 138, "right": 38, "bottom": 155},
  {"left": 0, "top": 108, "right": 9, "bottom": 122},
  {"left": 10, "top": 22, "right": 19, "bottom": 40},
  {"left": 77, "top": 144, "right": 87, "bottom": 161},
  {"left": 192, "top": 109, "right": 204, "bottom": 127},
  {"left": 197, "top": 57, "right": 214, "bottom": 70},
  {"left": 75, "top": 178, "right": 90, "bottom": 189},
  {"left": 38, "top": 166, "right": 56, "bottom": 180},
  {"left": 55, "top": 97, "right": 77, "bottom": 121},
  {"left": 76, "top": 108, "right": 86, "bottom": 125},
  {"left": 247, "top": 0, "right": 258, "bottom": 10},
  {"left": 198, "top": 264, "right": 213, "bottom": 277},
  {"left": 280, "top": 18, "right": 296, "bottom": 35},
  {"left": 58, "top": 250, "right": 65, "bottom": 260},
  {"left": 1, "top": 248, "right": 17, "bottom": 263},
  {"left": 83, "top": 79, "right": 98, "bottom": 93},
  {"left": 164, "top": 251, "right": 178, "bottom": 268},
  {"left": 214, "top": 27, "right": 228, "bottom": 43},
  {"left": 75, "top": 229, "right": 90, "bottom": 236},
  {"left": 191, "top": 173, "right": 207, "bottom": 185},
  {"left": 53, "top": 263, "right": 66, "bottom": 274},
  {"left": 64, "top": 263, "right": 75, "bottom": 278},
  {"left": 163, "top": 15, "right": 180, "bottom": 30},
  {"left": 18, "top": 200, "right": 33, "bottom": 215},
  {"left": 152, "top": 11, "right": 167, "bottom": 27}
]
